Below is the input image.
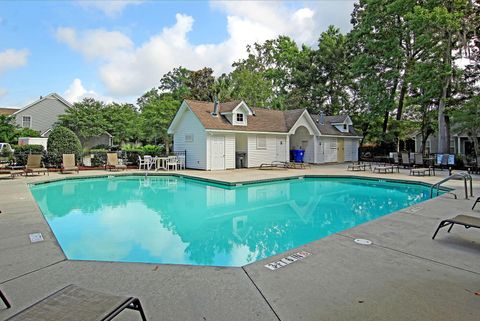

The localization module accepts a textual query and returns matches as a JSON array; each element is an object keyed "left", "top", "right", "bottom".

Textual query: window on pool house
[
  {"left": 185, "top": 133, "right": 194, "bottom": 143},
  {"left": 236, "top": 113, "right": 244, "bottom": 123},
  {"left": 22, "top": 115, "right": 32, "bottom": 128},
  {"left": 257, "top": 135, "right": 267, "bottom": 149}
]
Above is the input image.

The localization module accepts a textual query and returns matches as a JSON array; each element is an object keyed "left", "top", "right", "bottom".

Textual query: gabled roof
[
  {"left": 219, "top": 101, "right": 242, "bottom": 113},
  {"left": 185, "top": 100, "right": 288, "bottom": 133},
  {"left": 284, "top": 109, "right": 305, "bottom": 131},
  {"left": 170, "top": 100, "right": 361, "bottom": 137},
  {"left": 0, "top": 108, "right": 19, "bottom": 115},
  {"left": 326, "top": 115, "right": 348, "bottom": 124},
  {"left": 13, "top": 93, "right": 72, "bottom": 116},
  {"left": 311, "top": 114, "right": 360, "bottom": 137}
]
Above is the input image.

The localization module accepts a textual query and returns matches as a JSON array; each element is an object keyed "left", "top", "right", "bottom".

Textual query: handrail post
[{"left": 464, "top": 177, "right": 468, "bottom": 200}]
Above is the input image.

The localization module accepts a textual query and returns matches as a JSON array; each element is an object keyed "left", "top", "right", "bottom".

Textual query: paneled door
[{"left": 210, "top": 135, "right": 225, "bottom": 170}]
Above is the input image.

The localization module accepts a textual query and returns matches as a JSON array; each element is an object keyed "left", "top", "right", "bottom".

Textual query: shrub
[
  {"left": 12, "top": 144, "right": 45, "bottom": 166},
  {"left": 47, "top": 126, "right": 82, "bottom": 166}
]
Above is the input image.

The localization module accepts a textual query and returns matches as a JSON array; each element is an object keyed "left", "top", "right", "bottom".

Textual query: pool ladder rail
[{"left": 430, "top": 171, "right": 473, "bottom": 199}]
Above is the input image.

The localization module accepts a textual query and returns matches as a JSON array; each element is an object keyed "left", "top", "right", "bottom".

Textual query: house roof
[
  {"left": 0, "top": 108, "right": 19, "bottom": 115},
  {"left": 181, "top": 100, "right": 361, "bottom": 137},
  {"left": 185, "top": 100, "right": 289, "bottom": 133},
  {"left": 12, "top": 93, "right": 72, "bottom": 116},
  {"left": 219, "top": 101, "right": 243, "bottom": 113},
  {"left": 284, "top": 109, "right": 305, "bottom": 131},
  {"left": 311, "top": 114, "right": 360, "bottom": 137},
  {"left": 325, "top": 115, "right": 348, "bottom": 124}
]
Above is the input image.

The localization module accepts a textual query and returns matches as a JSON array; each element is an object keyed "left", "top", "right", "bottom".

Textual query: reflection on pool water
[{"left": 30, "top": 176, "right": 434, "bottom": 267}]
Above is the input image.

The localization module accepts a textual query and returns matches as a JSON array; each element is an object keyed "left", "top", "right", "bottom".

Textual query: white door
[
  {"left": 211, "top": 135, "right": 225, "bottom": 170},
  {"left": 276, "top": 137, "right": 286, "bottom": 162}
]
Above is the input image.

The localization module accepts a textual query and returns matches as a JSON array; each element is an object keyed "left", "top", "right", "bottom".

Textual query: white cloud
[
  {"left": 56, "top": 27, "right": 133, "bottom": 60},
  {"left": 0, "top": 48, "right": 29, "bottom": 74},
  {"left": 63, "top": 78, "right": 115, "bottom": 103},
  {"left": 56, "top": 1, "right": 355, "bottom": 98},
  {"left": 76, "top": 0, "right": 143, "bottom": 18}
]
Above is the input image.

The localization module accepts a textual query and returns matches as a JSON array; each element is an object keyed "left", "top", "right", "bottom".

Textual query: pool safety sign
[
  {"left": 29, "top": 233, "right": 44, "bottom": 243},
  {"left": 264, "top": 251, "right": 311, "bottom": 271}
]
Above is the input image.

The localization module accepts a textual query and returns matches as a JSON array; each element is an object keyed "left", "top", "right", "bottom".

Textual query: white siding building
[{"left": 168, "top": 100, "right": 362, "bottom": 170}]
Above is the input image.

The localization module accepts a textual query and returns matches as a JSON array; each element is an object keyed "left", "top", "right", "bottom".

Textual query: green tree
[
  {"left": 137, "top": 89, "right": 179, "bottom": 153},
  {"left": 186, "top": 67, "right": 216, "bottom": 101},
  {"left": 0, "top": 115, "right": 17, "bottom": 143},
  {"left": 452, "top": 96, "right": 480, "bottom": 156},
  {"left": 59, "top": 98, "right": 107, "bottom": 139},
  {"left": 102, "top": 103, "right": 140, "bottom": 145},
  {"left": 159, "top": 66, "right": 191, "bottom": 100},
  {"left": 230, "top": 68, "right": 273, "bottom": 108}
]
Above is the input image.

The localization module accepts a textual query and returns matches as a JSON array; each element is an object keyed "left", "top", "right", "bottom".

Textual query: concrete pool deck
[{"left": 0, "top": 164, "right": 479, "bottom": 320}]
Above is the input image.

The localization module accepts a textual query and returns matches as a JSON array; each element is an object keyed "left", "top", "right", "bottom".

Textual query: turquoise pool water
[{"left": 30, "top": 176, "right": 433, "bottom": 267}]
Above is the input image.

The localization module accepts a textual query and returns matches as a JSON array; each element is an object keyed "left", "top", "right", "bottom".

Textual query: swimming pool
[{"left": 30, "top": 175, "right": 435, "bottom": 267}]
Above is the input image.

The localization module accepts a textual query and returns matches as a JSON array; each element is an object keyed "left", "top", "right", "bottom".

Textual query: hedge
[{"left": 47, "top": 126, "right": 82, "bottom": 167}]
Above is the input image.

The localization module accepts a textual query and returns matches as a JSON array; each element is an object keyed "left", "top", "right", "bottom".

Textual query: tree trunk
[
  {"left": 164, "top": 135, "right": 170, "bottom": 155},
  {"left": 438, "top": 32, "right": 452, "bottom": 154},
  {"left": 396, "top": 80, "right": 407, "bottom": 121}
]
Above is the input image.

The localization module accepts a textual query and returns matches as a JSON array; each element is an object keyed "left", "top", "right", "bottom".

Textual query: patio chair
[
  {"left": 24, "top": 154, "right": 48, "bottom": 176},
  {"left": 4, "top": 284, "right": 147, "bottom": 321},
  {"left": 61, "top": 154, "right": 79, "bottom": 174},
  {"left": 432, "top": 214, "right": 480, "bottom": 240},
  {"left": 138, "top": 155, "right": 148, "bottom": 170},
  {"left": 410, "top": 154, "right": 434, "bottom": 176},
  {"left": 166, "top": 156, "right": 178, "bottom": 171},
  {"left": 0, "top": 288, "right": 10, "bottom": 308},
  {"left": 176, "top": 154, "right": 186, "bottom": 170},
  {"left": 106, "top": 153, "right": 127, "bottom": 171}
]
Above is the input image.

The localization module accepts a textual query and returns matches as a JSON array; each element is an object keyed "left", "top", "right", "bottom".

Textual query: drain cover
[
  {"left": 354, "top": 238, "right": 372, "bottom": 245},
  {"left": 29, "top": 233, "right": 44, "bottom": 243}
]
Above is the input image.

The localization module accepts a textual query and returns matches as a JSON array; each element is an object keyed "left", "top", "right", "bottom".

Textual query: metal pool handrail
[{"left": 430, "top": 172, "right": 473, "bottom": 199}]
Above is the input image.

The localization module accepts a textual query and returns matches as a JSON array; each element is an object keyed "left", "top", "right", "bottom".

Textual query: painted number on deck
[{"left": 264, "top": 251, "right": 311, "bottom": 271}]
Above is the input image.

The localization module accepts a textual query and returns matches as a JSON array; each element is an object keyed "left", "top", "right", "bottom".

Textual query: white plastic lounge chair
[{"left": 4, "top": 284, "right": 147, "bottom": 321}]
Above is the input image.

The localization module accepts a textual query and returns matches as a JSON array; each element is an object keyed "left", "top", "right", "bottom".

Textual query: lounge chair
[
  {"left": 106, "top": 153, "right": 127, "bottom": 171},
  {"left": 0, "top": 288, "right": 10, "bottom": 308},
  {"left": 410, "top": 154, "right": 434, "bottom": 176},
  {"left": 473, "top": 197, "right": 480, "bottom": 210},
  {"left": 24, "top": 154, "right": 48, "bottom": 176},
  {"left": 373, "top": 165, "right": 398, "bottom": 173},
  {"left": 259, "top": 161, "right": 288, "bottom": 169},
  {"left": 347, "top": 162, "right": 371, "bottom": 171},
  {"left": 0, "top": 170, "right": 23, "bottom": 179},
  {"left": 288, "top": 162, "right": 310, "bottom": 169},
  {"left": 432, "top": 214, "right": 480, "bottom": 240},
  {"left": 4, "top": 284, "right": 146, "bottom": 321},
  {"left": 401, "top": 153, "right": 411, "bottom": 168},
  {"left": 61, "top": 154, "right": 79, "bottom": 174}
]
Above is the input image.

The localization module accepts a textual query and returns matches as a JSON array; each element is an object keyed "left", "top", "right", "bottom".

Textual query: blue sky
[{"left": 0, "top": 1, "right": 356, "bottom": 107}]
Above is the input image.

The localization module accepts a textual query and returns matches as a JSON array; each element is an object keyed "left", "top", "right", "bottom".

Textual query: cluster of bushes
[{"left": 8, "top": 125, "right": 171, "bottom": 168}]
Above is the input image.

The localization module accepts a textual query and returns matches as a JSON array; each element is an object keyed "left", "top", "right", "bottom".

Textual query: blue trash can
[{"left": 292, "top": 149, "right": 305, "bottom": 163}]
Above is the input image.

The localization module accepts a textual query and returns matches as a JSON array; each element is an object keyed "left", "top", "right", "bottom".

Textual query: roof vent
[
  {"left": 40, "top": 96, "right": 43, "bottom": 99},
  {"left": 211, "top": 97, "right": 219, "bottom": 117},
  {"left": 319, "top": 111, "right": 325, "bottom": 125}
]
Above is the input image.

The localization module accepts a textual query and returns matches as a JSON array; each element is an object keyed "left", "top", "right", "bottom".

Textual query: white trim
[
  {"left": 231, "top": 101, "right": 253, "bottom": 116},
  {"left": 13, "top": 93, "right": 72, "bottom": 116},
  {"left": 21, "top": 115, "right": 32, "bottom": 128},
  {"left": 287, "top": 110, "right": 321, "bottom": 136},
  {"left": 206, "top": 129, "right": 287, "bottom": 135},
  {"left": 167, "top": 101, "right": 190, "bottom": 134}
]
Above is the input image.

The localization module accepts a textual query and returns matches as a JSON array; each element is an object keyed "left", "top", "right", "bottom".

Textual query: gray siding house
[{"left": 13, "top": 93, "right": 113, "bottom": 148}]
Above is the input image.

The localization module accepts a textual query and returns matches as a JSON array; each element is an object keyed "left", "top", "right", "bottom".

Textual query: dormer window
[
  {"left": 343, "top": 124, "right": 347, "bottom": 131},
  {"left": 236, "top": 113, "right": 244, "bottom": 122}
]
